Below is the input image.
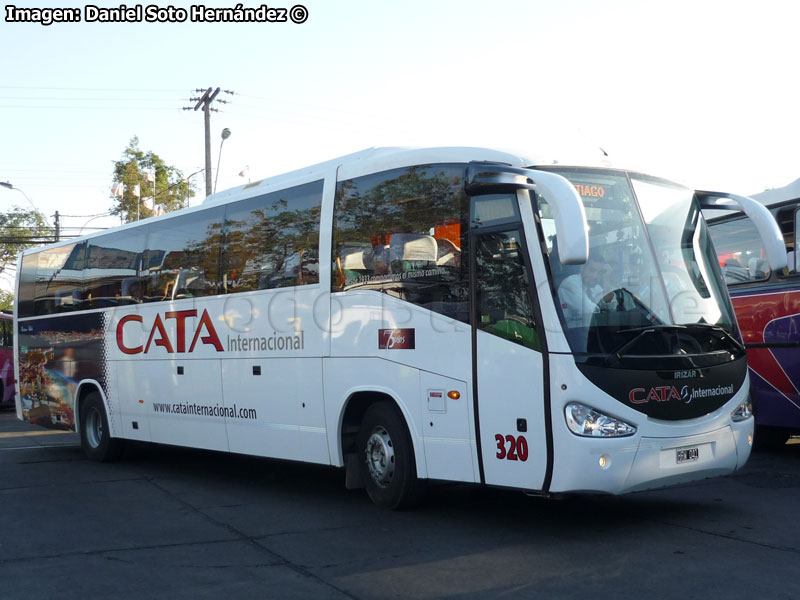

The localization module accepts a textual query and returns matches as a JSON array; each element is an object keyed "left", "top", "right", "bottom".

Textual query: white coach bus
[{"left": 13, "top": 147, "right": 785, "bottom": 508}]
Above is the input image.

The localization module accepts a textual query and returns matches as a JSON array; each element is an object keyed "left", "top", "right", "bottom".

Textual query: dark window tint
[
  {"left": 33, "top": 243, "right": 87, "bottom": 316},
  {"left": 141, "top": 207, "right": 225, "bottom": 302},
  {"left": 222, "top": 180, "right": 323, "bottom": 292},
  {"left": 85, "top": 229, "right": 147, "bottom": 308},
  {"left": 332, "top": 164, "right": 469, "bottom": 322},
  {"left": 17, "top": 252, "right": 38, "bottom": 318},
  {"left": 708, "top": 217, "right": 772, "bottom": 285},
  {"left": 475, "top": 229, "right": 539, "bottom": 350}
]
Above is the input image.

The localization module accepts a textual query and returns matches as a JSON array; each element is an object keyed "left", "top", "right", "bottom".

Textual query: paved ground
[{"left": 1, "top": 408, "right": 798, "bottom": 599}]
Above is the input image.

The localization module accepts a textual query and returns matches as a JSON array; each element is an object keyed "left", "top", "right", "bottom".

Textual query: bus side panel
[
  {"left": 328, "top": 291, "right": 476, "bottom": 480},
  {"left": 222, "top": 357, "right": 330, "bottom": 464},
  {"left": 730, "top": 291, "right": 800, "bottom": 429},
  {"left": 132, "top": 358, "right": 229, "bottom": 452},
  {"left": 419, "top": 371, "right": 476, "bottom": 483}
]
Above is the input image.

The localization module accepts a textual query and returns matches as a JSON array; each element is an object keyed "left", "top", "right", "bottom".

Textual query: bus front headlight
[
  {"left": 565, "top": 402, "right": 637, "bottom": 437},
  {"left": 731, "top": 397, "right": 753, "bottom": 422}
]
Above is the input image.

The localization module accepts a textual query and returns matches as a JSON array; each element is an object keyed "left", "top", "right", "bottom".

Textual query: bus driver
[{"left": 557, "top": 252, "right": 631, "bottom": 327}]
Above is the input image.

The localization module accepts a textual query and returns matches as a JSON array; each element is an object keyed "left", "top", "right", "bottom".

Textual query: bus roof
[{"left": 751, "top": 177, "right": 800, "bottom": 207}]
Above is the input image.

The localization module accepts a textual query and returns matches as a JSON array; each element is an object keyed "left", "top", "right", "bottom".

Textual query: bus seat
[
  {"left": 436, "top": 238, "right": 461, "bottom": 266},
  {"left": 748, "top": 258, "right": 770, "bottom": 279},
  {"left": 389, "top": 233, "right": 437, "bottom": 272},
  {"left": 342, "top": 249, "right": 366, "bottom": 270}
]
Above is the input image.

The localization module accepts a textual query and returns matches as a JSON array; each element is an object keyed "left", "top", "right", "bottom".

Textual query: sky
[{"left": 2, "top": 0, "right": 800, "bottom": 291}]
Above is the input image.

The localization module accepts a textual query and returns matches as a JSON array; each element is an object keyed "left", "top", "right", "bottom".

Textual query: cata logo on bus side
[{"left": 116, "top": 309, "right": 224, "bottom": 355}]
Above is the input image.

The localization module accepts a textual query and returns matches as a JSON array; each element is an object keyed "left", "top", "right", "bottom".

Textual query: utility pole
[
  {"left": 54, "top": 211, "right": 60, "bottom": 242},
  {"left": 184, "top": 87, "right": 233, "bottom": 197}
]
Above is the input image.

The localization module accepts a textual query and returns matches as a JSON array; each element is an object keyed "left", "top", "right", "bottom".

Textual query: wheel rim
[
  {"left": 85, "top": 407, "right": 103, "bottom": 449},
  {"left": 365, "top": 425, "right": 395, "bottom": 487}
]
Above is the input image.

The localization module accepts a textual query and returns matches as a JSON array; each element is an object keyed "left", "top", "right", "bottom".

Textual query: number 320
[{"left": 495, "top": 434, "right": 528, "bottom": 461}]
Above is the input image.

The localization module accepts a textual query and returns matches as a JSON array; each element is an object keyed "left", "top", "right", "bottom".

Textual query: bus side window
[
  {"left": 143, "top": 207, "right": 226, "bottom": 300},
  {"left": 222, "top": 180, "right": 323, "bottom": 293},
  {"left": 708, "top": 216, "right": 772, "bottom": 284},
  {"left": 332, "top": 164, "right": 470, "bottom": 323}
]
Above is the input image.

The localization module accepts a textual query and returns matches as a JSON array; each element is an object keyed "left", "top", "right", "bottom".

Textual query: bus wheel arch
[
  {"left": 76, "top": 383, "right": 123, "bottom": 462},
  {"left": 340, "top": 391, "right": 426, "bottom": 509}
]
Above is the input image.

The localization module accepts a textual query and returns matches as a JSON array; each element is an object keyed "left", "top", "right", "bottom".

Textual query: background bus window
[
  {"left": 475, "top": 230, "right": 539, "bottom": 350},
  {"left": 332, "top": 164, "right": 469, "bottom": 323},
  {"left": 773, "top": 204, "right": 797, "bottom": 276},
  {"left": 222, "top": 180, "right": 323, "bottom": 292},
  {"left": 708, "top": 217, "right": 772, "bottom": 284},
  {"left": 142, "top": 207, "right": 225, "bottom": 301}
]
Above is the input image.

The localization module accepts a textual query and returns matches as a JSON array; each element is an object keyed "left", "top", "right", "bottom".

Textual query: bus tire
[
  {"left": 79, "top": 391, "right": 123, "bottom": 462},
  {"left": 357, "top": 401, "right": 425, "bottom": 509}
]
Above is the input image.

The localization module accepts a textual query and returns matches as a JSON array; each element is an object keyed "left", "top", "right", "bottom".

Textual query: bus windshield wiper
[
  {"left": 603, "top": 325, "right": 689, "bottom": 366},
  {"left": 682, "top": 322, "right": 746, "bottom": 354}
]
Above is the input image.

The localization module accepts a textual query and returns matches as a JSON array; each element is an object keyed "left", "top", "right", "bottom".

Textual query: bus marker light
[
  {"left": 139, "top": 399, "right": 144, "bottom": 404},
  {"left": 447, "top": 391, "right": 460, "bottom": 400}
]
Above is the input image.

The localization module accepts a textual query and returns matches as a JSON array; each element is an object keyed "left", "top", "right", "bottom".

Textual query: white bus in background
[{"left": 13, "top": 147, "right": 784, "bottom": 508}]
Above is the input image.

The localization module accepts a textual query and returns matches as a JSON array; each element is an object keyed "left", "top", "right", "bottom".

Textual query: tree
[
  {"left": 110, "top": 136, "right": 196, "bottom": 223},
  {"left": 0, "top": 205, "right": 51, "bottom": 288},
  {"left": 0, "top": 290, "right": 12, "bottom": 311}
]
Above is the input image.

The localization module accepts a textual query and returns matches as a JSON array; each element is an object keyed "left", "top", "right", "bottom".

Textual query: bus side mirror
[
  {"left": 466, "top": 163, "right": 589, "bottom": 265},
  {"left": 697, "top": 191, "right": 788, "bottom": 272}
]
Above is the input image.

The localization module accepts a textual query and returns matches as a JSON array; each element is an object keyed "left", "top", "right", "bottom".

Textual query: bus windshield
[{"left": 535, "top": 167, "right": 738, "bottom": 357}]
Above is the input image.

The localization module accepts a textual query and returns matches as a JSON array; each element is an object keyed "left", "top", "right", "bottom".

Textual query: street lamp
[
  {"left": 214, "top": 128, "right": 231, "bottom": 194},
  {"left": 0, "top": 181, "right": 40, "bottom": 214}
]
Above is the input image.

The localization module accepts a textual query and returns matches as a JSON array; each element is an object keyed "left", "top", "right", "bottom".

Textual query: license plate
[{"left": 676, "top": 447, "right": 699, "bottom": 463}]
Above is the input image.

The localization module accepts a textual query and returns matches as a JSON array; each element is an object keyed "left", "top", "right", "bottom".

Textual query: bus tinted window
[
  {"left": 222, "top": 180, "right": 323, "bottom": 292},
  {"left": 17, "top": 252, "right": 38, "bottom": 318},
  {"left": 34, "top": 243, "right": 87, "bottom": 316},
  {"left": 708, "top": 216, "right": 772, "bottom": 284},
  {"left": 332, "top": 164, "right": 469, "bottom": 323},
  {"left": 85, "top": 229, "right": 147, "bottom": 307},
  {"left": 141, "top": 206, "right": 225, "bottom": 302}
]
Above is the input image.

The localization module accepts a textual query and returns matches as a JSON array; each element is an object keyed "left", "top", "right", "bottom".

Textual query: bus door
[{"left": 470, "top": 196, "right": 549, "bottom": 491}]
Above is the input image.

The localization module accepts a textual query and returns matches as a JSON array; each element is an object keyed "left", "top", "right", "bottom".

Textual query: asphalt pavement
[{"left": 1, "top": 408, "right": 798, "bottom": 600}]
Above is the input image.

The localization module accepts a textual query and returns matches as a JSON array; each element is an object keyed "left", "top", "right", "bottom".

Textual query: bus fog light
[
  {"left": 565, "top": 402, "right": 636, "bottom": 438},
  {"left": 598, "top": 454, "right": 611, "bottom": 469},
  {"left": 731, "top": 398, "right": 753, "bottom": 422}
]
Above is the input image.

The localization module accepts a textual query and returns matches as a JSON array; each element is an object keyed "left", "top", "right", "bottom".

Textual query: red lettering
[
  {"left": 164, "top": 310, "right": 197, "bottom": 353},
  {"left": 144, "top": 314, "right": 174, "bottom": 354},
  {"left": 116, "top": 315, "right": 143, "bottom": 355},
  {"left": 188, "top": 309, "right": 223, "bottom": 352},
  {"left": 629, "top": 386, "right": 685, "bottom": 404},
  {"left": 629, "top": 388, "right": 647, "bottom": 404}
]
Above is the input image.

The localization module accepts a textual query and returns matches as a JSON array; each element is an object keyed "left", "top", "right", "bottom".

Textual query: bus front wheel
[
  {"left": 357, "top": 401, "right": 425, "bottom": 509},
  {"left": 79, "top": 391, "right": 123, "bottom": 462}
]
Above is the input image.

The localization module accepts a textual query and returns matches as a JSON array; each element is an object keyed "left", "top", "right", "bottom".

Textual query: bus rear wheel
[
  {"left": 79, "top": 391, "right": 123, "bottom": 462},
  {"left": 357, "top": 401, "right": 425, "bottom": 509}
]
